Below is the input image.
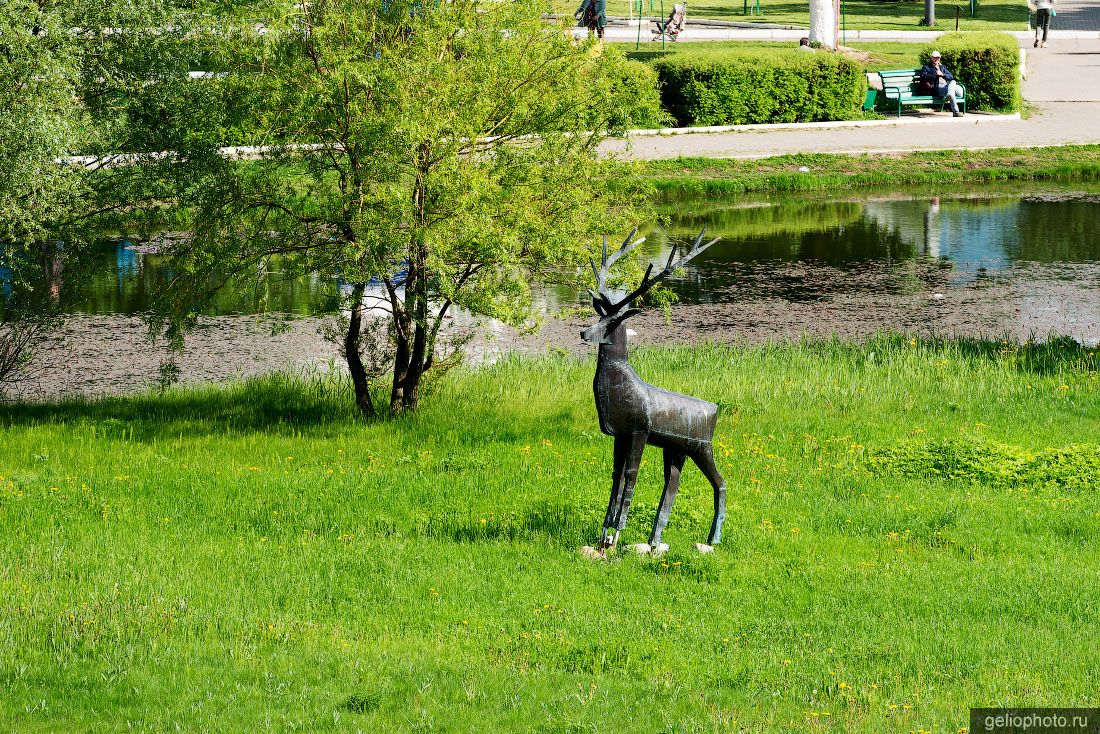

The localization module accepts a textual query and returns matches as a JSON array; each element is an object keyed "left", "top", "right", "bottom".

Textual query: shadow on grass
[
  {"left": 0, "top": 372, "right": 363, "bottom": 439},
  {"left": 1, "top": 335, "right": 1094, "bottom": 439},
  {"left": 789, "top": 333, "right": 1100, "bottom": 377},
  {"left": 686, "top": 0, "right": 1026, "bottom": 26},
  {"left": 415, "top": 503, "right": 599, "bottom": 547}
]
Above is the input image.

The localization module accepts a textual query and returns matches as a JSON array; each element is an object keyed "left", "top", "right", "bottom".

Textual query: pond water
[
  {"left": 12, "top": 183, "right": 1100, "bottom": 399},
  {"left": 48, "top": 185, "right": 1100, "bottom": 344}
]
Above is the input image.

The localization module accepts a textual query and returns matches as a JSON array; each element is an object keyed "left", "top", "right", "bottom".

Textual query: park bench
[
  {"left": 653, "top": 3, "right": 687, "bottom": 41},
  {"left": 876, "top": 68, "right": 966, "bottom": 118}
]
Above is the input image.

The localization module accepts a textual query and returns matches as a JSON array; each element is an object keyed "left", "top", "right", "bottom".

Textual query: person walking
[
  {"left": 1033, "top": 0, "right": 1055, "bottom": 47},
  {"left": 575, "top": 0, "right": 607, "bottom": 39},
  {"left": 918, "top": 50, "right": 963, "bottom": 117}
]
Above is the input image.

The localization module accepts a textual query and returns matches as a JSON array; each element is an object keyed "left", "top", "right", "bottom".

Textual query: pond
[
  {"left": 57, "top": 184, "right": 1100, "bottom": 345},
  {"left": 12, "top": 183, "right": 1100, "bottom": 399}
]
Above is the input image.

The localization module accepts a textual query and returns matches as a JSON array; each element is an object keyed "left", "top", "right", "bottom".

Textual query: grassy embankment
[
  {"left": 624, "top": 145, "right": 1100, "bottom": 194},
  {"left": 3, "top": 336, "right": 1100, "bottom": 732},
  {"left": 621, "top": 41, "right": 925, "bottom": 71},
  {"left": 562, "top": 0, "right": 1027, "bottom": 30}
]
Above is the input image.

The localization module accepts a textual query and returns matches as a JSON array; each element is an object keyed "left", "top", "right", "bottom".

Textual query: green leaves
[
  {"left": 650, "top": 47, "right": 864, "bottom": 127},
  {"left": 920, "top": 32, "right": 1020, "bottom": 112},
  {"left": 156, "top": 0, "right": 654, "bottom": 408}
]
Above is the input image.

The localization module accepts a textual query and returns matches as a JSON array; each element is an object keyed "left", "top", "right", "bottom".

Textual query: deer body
[
  {"left": 583, "top": 229, "right": 727, "bottom": 554},
  {"left": 594, "top": 340, "right": 718, "bottom": 452}
]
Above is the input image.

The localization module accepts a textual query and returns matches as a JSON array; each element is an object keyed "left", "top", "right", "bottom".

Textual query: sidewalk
[
  {"left": 605, "top": 38, "right": 1100, "bottom": 160},
  {"left": 589, "top": 27, "right": 1100, "bottom": 41}
]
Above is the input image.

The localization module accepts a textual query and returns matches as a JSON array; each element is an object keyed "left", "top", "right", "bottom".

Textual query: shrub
[
  {"left": 921, "top": 32, "right": 1020, "bottom": 112},
  {"left": 869, "top": 438, "right": 1100, "bottom": 491},
  {"left": 650, "top": 48, "right": 864, "bottom": 126},
  {"left": 603, "top": 55, "right": 676, "bottom": 130}
]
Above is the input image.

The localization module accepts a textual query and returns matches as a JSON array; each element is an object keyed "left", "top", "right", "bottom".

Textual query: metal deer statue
[{"left": 582, "top": 228, "right": 726, "bottom": 557}]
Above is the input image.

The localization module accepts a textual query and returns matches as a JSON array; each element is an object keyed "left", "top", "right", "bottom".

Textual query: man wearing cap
[{"left": 918, "top": 51, "right": 963, "bottom": 117}]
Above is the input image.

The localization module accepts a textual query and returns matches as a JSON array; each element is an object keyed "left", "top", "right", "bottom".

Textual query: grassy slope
[
  {"left": 562, "top": 0, "right": 1027, "bottom": 29},
  {"left": 621, "top": 41, "right": 926, "bottom": 71},
  {"left": 624, "top": 145, "right": 1100, "bottom": 193},
  {"left": 2, "top": 337, "right": 1100, "bottom": 732}
]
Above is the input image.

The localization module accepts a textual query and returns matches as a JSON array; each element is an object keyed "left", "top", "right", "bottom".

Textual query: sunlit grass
[
  {"left": 626, "top": 146, "right": 1100, "bottom": 195},
  {"left": 560, "top": 0, "right": 1027, "bottom": 30},
  {"left": 2, "top": 335, "right": 1099, "bottom": 732}
]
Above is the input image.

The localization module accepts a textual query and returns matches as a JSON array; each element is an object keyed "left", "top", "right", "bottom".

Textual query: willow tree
[
  {"left": 0, "top": 1, "right": 78, "bottom": 387},
  {"left": 0, "top": 0, "right": 226, "bottom": 388},
  {"left": 159, "top": 0, "right": 650, "bottom": 415}
]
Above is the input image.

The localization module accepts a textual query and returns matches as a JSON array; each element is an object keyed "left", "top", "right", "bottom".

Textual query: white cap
[{"left": 931, "top": 50, "right": 941, "bottom": 57}]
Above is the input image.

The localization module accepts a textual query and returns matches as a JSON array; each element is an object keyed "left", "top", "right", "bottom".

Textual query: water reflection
[
  {"left": 56, "top": 190, "right": 1100, "bottom": 317},
  {"left": 655, "top": 193, "right": 1100, "bottom": 304}
]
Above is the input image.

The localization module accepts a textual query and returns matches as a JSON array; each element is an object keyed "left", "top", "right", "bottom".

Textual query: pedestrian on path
[
  {"left": 919, "top": 51, "right": 964, "bottom": 117},
  {"left": 575, "top": 0, "right": 607, "bottom": 39},
  {"left": 1031, "top": 0, "right": 1055, "bottom": 47}
]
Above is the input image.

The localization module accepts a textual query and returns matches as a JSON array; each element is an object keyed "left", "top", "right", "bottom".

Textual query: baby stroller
[{"left": 653, "top": 3, "right": 687, "bottom": 41}]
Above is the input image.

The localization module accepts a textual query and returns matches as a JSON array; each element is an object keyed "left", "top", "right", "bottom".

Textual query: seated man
[
  {"left": 798, "top": 37, "right": 815, "bottom": 52},
  {"left": 918, "top": 50, "right": 963, "bottom": 117}
]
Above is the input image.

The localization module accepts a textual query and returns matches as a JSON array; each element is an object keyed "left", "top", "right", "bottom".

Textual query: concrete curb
[{"left": 622, "top": 113, "right": 1021, "bottom": 137}]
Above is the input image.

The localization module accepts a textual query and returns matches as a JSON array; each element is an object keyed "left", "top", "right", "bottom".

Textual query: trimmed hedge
[
  {"left": 606, "top": 57, "right": 676, "bottom": 130},
  {"left": 921, "top": 32, "right": 1020, "bottom": 112},
  {"left": 650, "top": 48, "right": 864, "bottom": 126}
]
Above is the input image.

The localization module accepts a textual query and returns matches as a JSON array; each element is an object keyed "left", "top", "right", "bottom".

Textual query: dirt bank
[{"left": 6, "top": 259, "right": 1097, "bottom": 401}]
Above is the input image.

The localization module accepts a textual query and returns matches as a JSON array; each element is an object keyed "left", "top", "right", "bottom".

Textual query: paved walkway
[
  {"left": 1046, "top": 0, "right": 1100, "bottom": 31},
  {"left": 605, "top": 37, "right": 1100, "bottom": 159}
]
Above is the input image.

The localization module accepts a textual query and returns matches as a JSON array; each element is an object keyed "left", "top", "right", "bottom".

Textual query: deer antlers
[{"left": 589, "top": 228, "right": 720, "bottom": 315}]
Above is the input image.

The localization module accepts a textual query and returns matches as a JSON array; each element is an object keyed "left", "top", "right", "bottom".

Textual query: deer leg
[
  {"left": 599, "top": 435, "right": 631, "bottom": 549},
  {"left": 649, "top": 450, "right": 685, "bottom": 547},
  {"left": 692, "top": 444, "right": 727, "bottom": 546},
  {"left": 612, "top": 431, "right": 648, "bottom": 534}
]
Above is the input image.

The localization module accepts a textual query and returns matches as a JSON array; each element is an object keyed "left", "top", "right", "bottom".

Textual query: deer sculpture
[{"left": 581, "top": 228, "right": 726, "bottom": 558}]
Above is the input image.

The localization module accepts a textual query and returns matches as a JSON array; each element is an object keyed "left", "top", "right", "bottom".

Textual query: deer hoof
[
  {"left": 626, "top": 543, "right": 652, "bottom": 555},
  {"left": 694, "top": 542, "right": 715, "bottom": 554}
]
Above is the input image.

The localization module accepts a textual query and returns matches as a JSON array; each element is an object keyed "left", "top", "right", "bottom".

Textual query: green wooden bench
[{"left": 876, "top": 69, "right": 966, "bottom": 118}]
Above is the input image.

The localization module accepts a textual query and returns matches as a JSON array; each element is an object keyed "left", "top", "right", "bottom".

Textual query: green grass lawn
[
  {"left": 624, "top": 146, "right": 1100, "bottom": 194},
  {"left": 565, "top": 0, "right": 1029, "bottom": 30},
  {"left": 620, "top": 40, "right": 926, "bottom": 68},
  {"left": 3, "top": 336, "right": 1100, "bottom": 732}
]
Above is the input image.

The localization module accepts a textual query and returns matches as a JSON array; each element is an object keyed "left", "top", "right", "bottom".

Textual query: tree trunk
[
  {"left": 390, "top": 156, "right": 432, "bottom": 414},
  {"left": 390, "top": 298, "right": 427, "bottom": 413},
  {"left": 344, "top": 283, "right": 376, "bottom": 418},
  {"left": 809, "top": 0, "right": 836, "bottom": 48}
]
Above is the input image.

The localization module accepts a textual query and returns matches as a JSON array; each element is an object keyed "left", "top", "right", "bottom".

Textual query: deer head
[{"left": 581, "top": 227, "right": 720, "bottom": 345}]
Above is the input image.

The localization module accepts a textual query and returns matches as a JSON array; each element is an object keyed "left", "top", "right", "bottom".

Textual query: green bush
[
  {"left": 921, "top": 32, "right": 1020, "bottom": 112},
  {"left": 650, "top": 48, "right": 864, "bottom": 126},
  {"left": 603, "top": 55, "right": 676, "bottom": 130}
]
